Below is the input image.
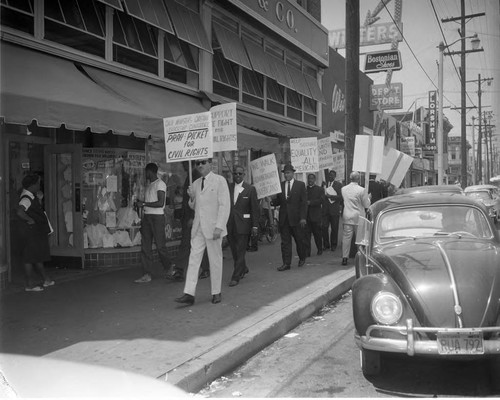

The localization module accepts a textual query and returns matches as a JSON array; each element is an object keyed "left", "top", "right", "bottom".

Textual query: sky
[{"left": 321, "top": 0, "right": 500, "bottom": 150}]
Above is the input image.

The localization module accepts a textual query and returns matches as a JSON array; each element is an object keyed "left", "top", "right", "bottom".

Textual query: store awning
[
  {"left": 213, "top": 23, "right": 251, "bottom": 69},
  {"left": 122, "top": 0, "right": 174, "bottom": 34},
  {"left": 0, "top": 42, "right": 207, "bottom": 137},
  {"left": 237, "top": 125, "right": 280, "bottom": 153}
]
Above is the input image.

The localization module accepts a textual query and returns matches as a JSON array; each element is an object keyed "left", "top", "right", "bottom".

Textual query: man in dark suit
[
  {"left": 226, "top": 165, "right": 259, "bottom": 287},
  {"left": 271, "top": 163, "right": 307, "bottom": 271},
  {"left": 305, "top": 173, "right": 324, "bottom": 257},
  {"left": 321, "top": 169, "right": 343, "bottom": 251},
  {"left": 368, "top": 174, "right": 386, "bottom": 204}
]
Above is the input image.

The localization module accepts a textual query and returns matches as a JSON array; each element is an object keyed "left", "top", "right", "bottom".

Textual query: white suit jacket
[{"left": 189, "top": 171, "right": 230, "bottom": 238}]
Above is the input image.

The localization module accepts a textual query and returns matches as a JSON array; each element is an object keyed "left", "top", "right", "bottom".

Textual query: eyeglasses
[
  {"left": 233, "top": 172, "right": 244, "bottom": 176},
  {"left": 195, "top": 160, "right": 209, "bottom": 166}
]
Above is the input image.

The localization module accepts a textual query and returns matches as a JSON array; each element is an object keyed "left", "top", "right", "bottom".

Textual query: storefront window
[
  {"left": 1, "top": 0, "right": 34, "bottom": 35},
  {"left": 44, "top": 0, "right": 105, "bottom": 58},
  {"left": 82, "top": 148, "right": 146, "bottom": 249}
]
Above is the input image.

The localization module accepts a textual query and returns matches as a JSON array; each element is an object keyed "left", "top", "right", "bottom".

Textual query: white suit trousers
[
  {"left": 342, "top": 224, "right": 356, "bottom": 258},
  {"left": 184, "top": 225, "right": 223, "bottom": 296}
]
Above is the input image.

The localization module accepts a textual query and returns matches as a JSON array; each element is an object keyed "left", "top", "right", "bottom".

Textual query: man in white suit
[{"left": 175, "top": 158, "right": 230, "bottom": 305}]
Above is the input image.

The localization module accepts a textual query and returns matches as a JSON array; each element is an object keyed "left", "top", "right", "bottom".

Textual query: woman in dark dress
[{"left": 15, "top": 174, "right": 54, "bottom": 292}]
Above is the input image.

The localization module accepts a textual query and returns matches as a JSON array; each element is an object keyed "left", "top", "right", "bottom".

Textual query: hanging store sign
[
  {"left": 364, "top": 50, "right": 402, "bottom": 73},
  {"left": 428, "top": 91, "right": 437, "bottom": 145},
  {"left": 329, "top": 22, "right": 403, "bottom": 49},
  {"left": 370, "top": 83, "right": 403, "bottom": 110}
]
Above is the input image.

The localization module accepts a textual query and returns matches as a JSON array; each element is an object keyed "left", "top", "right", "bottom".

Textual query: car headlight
[{"left": 371, "top": 291, "right": 403, "bottom": 325}]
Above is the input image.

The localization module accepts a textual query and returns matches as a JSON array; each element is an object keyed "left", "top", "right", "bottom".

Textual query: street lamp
[{"left": 437, "top": 34, "right": 482, "bottom": 186}]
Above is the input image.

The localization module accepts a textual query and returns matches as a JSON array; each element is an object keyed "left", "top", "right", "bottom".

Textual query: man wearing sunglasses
[
  {"left": 175, "top": 158, "right": 230, "bottom": 305},
  {"left": 226, "top": 165, "right": 259, "bottom": 287}
]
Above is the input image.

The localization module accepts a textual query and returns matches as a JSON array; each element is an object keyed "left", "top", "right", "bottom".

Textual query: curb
[{"left": 165, "top": 269, "right": 355, "bottom": 393}]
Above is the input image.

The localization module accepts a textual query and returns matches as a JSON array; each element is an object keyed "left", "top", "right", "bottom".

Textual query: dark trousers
[
  {"left": 228, "top": 232, "right": 250, "bottom": 281},
  {"left": 305, "top": 219, "right": 323, "bottom": 256},
  {"left": 322, "top": 214, "right": 340, "bottom": 249},
  {"left": 140, "top": 214, "right": 172, "bottom": 275},
  {"left": 279, "top": 217, "right": 306, "bottom": 265},
  {"left": 173, "top": 219, "right": 208, "bottom": 276}
]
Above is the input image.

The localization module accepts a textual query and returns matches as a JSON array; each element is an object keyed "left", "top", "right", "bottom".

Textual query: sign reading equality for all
[
  {"left": 318, "top": 137, "right": 334, "bottom": 170},
  {"left": 212, "top": 102, "right": 237, "bottom": 152},
  {"left": 250, "top": 154, "right": 282, "bottom": 199},
  {"left": 364, "top": 50, "right": 402, "bottom": 73},
  {"left": 164, "top": 112, "right": 213, "bottom": 162},
  {"left": 370, "top": 83, "right": 403, "bottom": 110},
  {"left": 290, "top": 137, "right": 319, "bottom": 173},
  {"left": 329, "top": 22, "right": 403, "bottom": 49}
]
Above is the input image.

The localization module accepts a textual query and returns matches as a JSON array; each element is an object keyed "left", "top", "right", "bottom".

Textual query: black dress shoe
[
  {"left": 229, "top": 280, "right": 239, "bottom": 287},
  {"left": 199, "top": 270, "right": 210, "bottom": 279},
  {"left": 166, "top": 271, "right": 184, "bottom": 282},
  {"left": 212, "top": 293, "right": 222, "bottom": 304},
  {"left": 298, "top": 259, "right": 306, "bottom": 267},
  {"left": 175, "top": 294, "right": 195, "bottom": 305},
  {"left": 341, "top": 258, "right": 348, "bottom": 266},
  {"left": 240, "top": 267, "right": 249, "bottom": 279},
  {"left": 277, "top": 264, "right": 291, "bottom": 271}
]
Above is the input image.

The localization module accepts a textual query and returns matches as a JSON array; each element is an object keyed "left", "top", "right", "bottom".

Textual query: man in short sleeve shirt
[{"left": 134, "top": 163, "right": 173, "bottom": 283}]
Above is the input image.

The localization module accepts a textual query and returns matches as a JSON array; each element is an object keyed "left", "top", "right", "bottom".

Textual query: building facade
[{"left": 0, "top": 0, "right": 329, "bottom": 283}]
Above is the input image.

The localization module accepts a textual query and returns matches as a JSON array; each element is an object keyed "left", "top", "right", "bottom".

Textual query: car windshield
[
  {"left": 375, "top": 205, "right": 493, "bottom": 243},
  {"left": 466, "top": 191, "right": 492, "bottom": 201}
]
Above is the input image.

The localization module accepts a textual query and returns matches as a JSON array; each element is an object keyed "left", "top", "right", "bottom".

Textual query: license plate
[{"left": 437, "top": 331, "right": 484, "bottom": 355}]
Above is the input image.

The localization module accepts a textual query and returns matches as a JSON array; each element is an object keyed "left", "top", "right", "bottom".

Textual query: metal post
[
  {"left": 477, "top": 74, "right": 483, "bottom": 183},
  {"left": 437, "top": 43, "right": 445, "bottom": 185},
  {"left": 471, "top": 116, "right": 476, "bottom": 185},
  {"left": 460, "top": 0, "right": 467, "bottom": 188}
]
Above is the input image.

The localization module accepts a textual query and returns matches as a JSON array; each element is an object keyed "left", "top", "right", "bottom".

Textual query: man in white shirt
[
  {"left": 175, "top": 158, "right": 230, "bottom": 305},
  {"left": 340, "top": 171, "right": 371, "bottom": 265},
  {"left": 134, "top": 163, "right": 173, "bottom": 283}
]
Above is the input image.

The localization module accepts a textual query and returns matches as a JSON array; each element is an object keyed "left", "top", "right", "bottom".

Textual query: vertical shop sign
[
  {"left": 428, "top": 91, "right": 437, "bottom": 144},
  {"left": 290, "top": 137, "right": 319, "bottom": 173}
]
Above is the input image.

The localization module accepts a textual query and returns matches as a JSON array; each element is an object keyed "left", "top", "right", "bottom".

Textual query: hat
[{"left": 282, "top": 163, "right": 296, "bottom": 173}]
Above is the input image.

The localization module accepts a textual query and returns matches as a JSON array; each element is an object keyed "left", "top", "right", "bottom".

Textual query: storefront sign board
[
  {"left": 318, "top": 137, "right": 334, "bottom": 170},
  {"left": 400, "top": 136, "right": 415, "bottom": 156},
  {"left": 364, "top": 50, "right": 402, "bottom": 73},
  {"left": 329, "top": 22, "right": 403, "bottom": 49},
  {"left": 250, "top": 154, "right": 282, "bottom": 199},
  {"left": 290, "top": 137, "right": 319, "bottom": 173},
  {"left": 163, "top": 111, "right": 213, "bottom": 162},
  {"left": 379, "top": 147, "right": 413, "bottom": 188},
  {"left": 370, "top": 83, "right": 403, "bottom": 110},
  {"left": 352, "top": 134, "right": 384, "bottom": 174},
  {"left": 212, "top": 102, "right": 237, "bottom": 152}
]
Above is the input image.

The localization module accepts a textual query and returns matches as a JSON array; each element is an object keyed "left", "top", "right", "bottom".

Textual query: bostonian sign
[{"left": 364, "top": 50, "right": 402, "bottom": 73}]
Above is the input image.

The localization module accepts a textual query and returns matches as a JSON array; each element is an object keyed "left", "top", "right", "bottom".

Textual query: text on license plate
[{"left": 437, "top": 331, "right": 484, "bottom": 355}]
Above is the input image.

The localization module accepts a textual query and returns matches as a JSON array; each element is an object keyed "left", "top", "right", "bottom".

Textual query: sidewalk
[{"left": 0, "top": 240, "right": 354, "bottom": 393}]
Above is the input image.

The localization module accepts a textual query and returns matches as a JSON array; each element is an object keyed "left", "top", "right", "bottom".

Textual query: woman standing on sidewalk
[{"left": 15, "top": 173, "right": 54, "bottom": 292}]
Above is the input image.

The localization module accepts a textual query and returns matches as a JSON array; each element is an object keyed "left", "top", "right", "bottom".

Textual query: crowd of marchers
[{"left": 129, "top": 159, "right": 391, "bottom": 306}]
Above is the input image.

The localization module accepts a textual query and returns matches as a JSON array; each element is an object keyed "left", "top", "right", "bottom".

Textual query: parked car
[
  {"left": 352, "top": 192, "right": 500, "bottom": 387},
  {"left": 464, "top": 185, "right": 500, "bottom": 223},
  {"left": 396, "top": 184, "right": 464, "bottom": 196}
]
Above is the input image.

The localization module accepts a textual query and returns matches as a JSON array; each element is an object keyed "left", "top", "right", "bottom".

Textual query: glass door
[{"left": 44, "top": 144, "right": 84, "bottom": 265}]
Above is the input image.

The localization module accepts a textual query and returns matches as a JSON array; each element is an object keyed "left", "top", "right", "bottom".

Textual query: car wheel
[
  {"left": 489, "top": 356, "right": 500, "bottom": 391},
  {"left": 360, "top": 348, "right": 381, "bottom": 376}
]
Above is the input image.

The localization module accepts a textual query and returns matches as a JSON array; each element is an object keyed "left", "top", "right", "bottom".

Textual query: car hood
[{"left": 373, "top": 238, "right": 500, "bottom": 328}]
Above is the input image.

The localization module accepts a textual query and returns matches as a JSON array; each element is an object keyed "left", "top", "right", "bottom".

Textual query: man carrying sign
[
  {"left": 271, "top": 163, "right": 307, "bottom": 271},
  {"left": 175, "top": 158, "right": 230, "bottom": 306}
]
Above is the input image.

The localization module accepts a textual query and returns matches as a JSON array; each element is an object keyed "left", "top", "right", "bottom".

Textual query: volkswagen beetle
[{"left": 352, "top": 192, "right": 500, "bottom": 386}]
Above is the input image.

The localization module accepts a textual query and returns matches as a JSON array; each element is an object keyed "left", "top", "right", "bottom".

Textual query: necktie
[
  {"left": 201, "top": 177, "right": 205, "bottom": 191},
  {"left": 287, "top": 181, "right": 291, "bottom": 199}
]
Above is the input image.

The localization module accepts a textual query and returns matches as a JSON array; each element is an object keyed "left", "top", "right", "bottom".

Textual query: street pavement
[{"left": 0, "top": 239, "right": 355, "bottom": 393}]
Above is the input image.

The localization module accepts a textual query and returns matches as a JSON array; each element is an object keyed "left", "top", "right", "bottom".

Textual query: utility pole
[
  {"left": 466, "top": 75, "right": 493, "bottom": 184},
  {"left": 484, "top": 113, "right": 490, "bottom": 183},
  {"left": 471, "top": 116, "right": 476, "bottom": 184},
  {"left": 345, "top": 0, "right": 359, "bottom": 179},
  {"left": 442, "top": 4, "right": 484, "bottom": 188}
]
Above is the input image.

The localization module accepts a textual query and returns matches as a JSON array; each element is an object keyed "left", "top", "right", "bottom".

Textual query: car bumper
[{"left": 356, "top": 319, "right": 500, "bottom": 356}]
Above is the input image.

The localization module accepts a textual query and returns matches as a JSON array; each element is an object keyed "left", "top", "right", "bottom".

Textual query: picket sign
[
  {"left": 352, "top": 128, "right": 384, "bottom": 192},
  {"left": 378, "top": 147, "right": 413, "bottom": 188}
]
